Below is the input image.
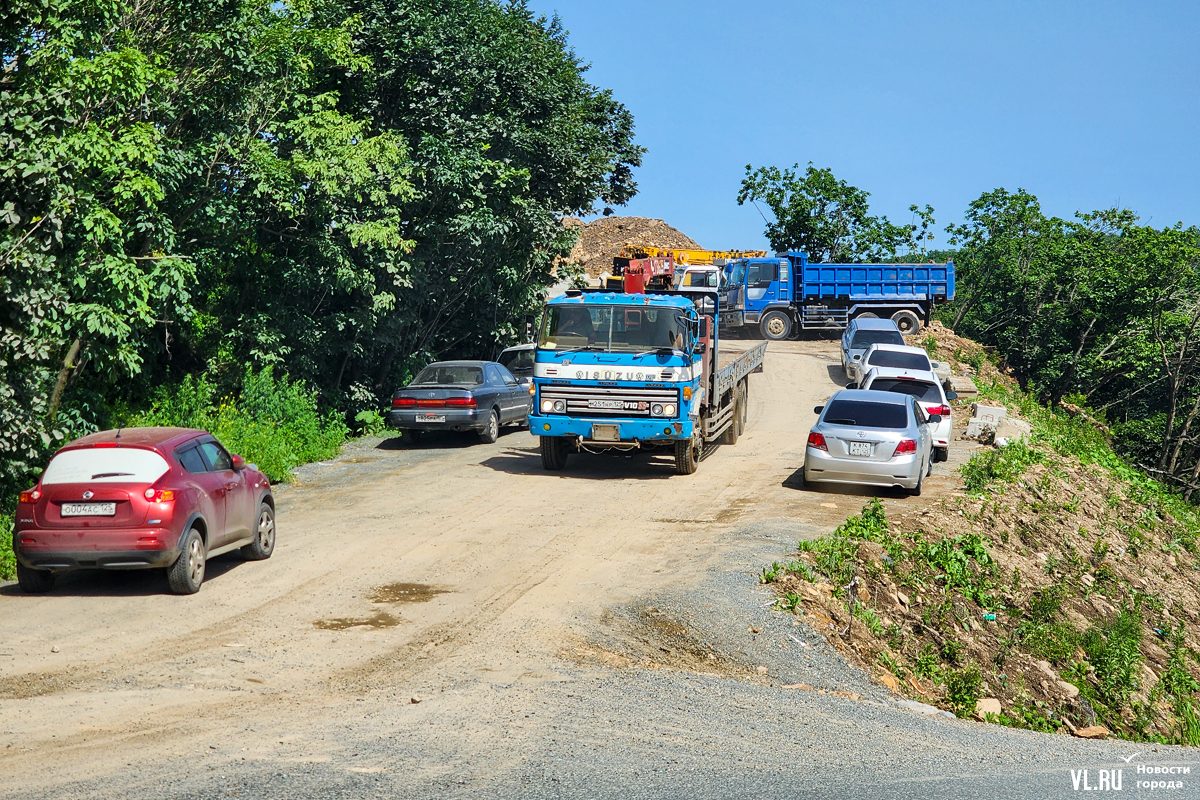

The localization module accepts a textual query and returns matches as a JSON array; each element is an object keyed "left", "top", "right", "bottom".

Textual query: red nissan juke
[{"left": 13, "top": 427, "right": 275, "bottom": 595}]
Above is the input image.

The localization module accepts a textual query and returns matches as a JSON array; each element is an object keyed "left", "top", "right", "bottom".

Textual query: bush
[
  {"left": 1080, "top": 599, "right": 1144, "bottom": 709},
  {"left": 133, "top": 367, "right": 348, "bottom": 483},
  {"left": 961, "top": 439, "right": 1042, "bottom": 493},
  {"left": 944, "top": 665, "right": 983, "bottom": 717},
  {"left": 0, "top": 514, "right": 13, "bottom": 581}
]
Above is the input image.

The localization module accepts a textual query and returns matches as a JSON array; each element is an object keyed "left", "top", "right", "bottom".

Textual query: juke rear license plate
[
  {"left": 416, "top": 413, "right": 446, "bottom": 423},
  {"left": 61, "top": 502, "right": 116, "bottom": 517},
  {"left": 848, "top": 442, "right": 872, "bottom": 457}
]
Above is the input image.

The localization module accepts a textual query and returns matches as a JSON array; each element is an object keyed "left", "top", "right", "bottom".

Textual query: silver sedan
[{"left": 801, "top": 389, "right": 937, "bottom": 496}]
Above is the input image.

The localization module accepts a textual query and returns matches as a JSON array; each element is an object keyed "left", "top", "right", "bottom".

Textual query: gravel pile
[{"left": 562, "top": 216, "right": 703, "bottom": 277}]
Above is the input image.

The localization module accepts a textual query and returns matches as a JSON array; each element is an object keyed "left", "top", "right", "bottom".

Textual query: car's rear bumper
[
  {"left": 387, "top": 408, "right": 485, "bottom": 432},
  {"left": 803, "top": 447, "right": 922, "bottom": 489},
  {"left": 14, "top": 527, "right": 184, "bottom": 572},
  {"left": 529, "top": 414, "right": 693, "bottom": 443}
]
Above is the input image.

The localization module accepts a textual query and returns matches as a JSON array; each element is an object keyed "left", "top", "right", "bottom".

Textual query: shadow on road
[
  {"left": 0, "top": 552, "right": 246, "bottom": 598},
  {"left": 825, "top": 364, "right": 850, "bottom": 386},
  {"left": 479, "top": 447, "right": 677, "bottom": 480},
  {"left": 375, "top": 426, "right": 527, "bottom": 451}
]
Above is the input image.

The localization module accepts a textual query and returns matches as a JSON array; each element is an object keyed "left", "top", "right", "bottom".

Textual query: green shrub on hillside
[
  {"left": 961, "top": 439, "right": 1042, "bottom": 493},
  {"left": 133, "top": 367, "right": 348, "bottom": 483},
  {"left": 0, "top": 514, "right": 13, "bottom": 580}
]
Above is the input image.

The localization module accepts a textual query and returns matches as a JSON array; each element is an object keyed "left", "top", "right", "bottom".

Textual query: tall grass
[{"left": 132, "top": 367, "right": 348, "bottom": 483}]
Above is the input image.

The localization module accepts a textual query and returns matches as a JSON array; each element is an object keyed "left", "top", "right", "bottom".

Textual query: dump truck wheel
[
  {"left": 891, "top": 310, "right": 920, "bottom": 334},
  {"left": 540, "top": 436, "right": 569, "bottom": 470},
  {"left": 674, "top": 436, "right": 699, "bottom": 474},
  {"left": 760, "top": 311, "right": 792, "bottom": 341}
]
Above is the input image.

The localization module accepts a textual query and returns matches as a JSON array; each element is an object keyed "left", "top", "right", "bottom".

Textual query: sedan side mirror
[
  {"left": 928, "top": 415, "right": 943, "bottom": 425},
  {"left": 813, "top": 405, "right": 824, "bottom": 415},
  {"left": 231, "top": 454, "right": 246, "bottom": 471},
  {"left": 846, "top": 383, "right": 858, "bottom": 390},
  {"left": 945, "top": 391, "right": 958, "bottom": 400}
]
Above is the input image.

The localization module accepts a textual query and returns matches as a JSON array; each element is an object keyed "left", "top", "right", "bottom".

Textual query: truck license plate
[
  {"left": 848, "top": 442, "right": 872, "bottom": 457},
  {"left": 587, "top": 399, "right": 624, "bottom": 410},
  {"left": 415, "top": 413, "right": 446, "bottom": 423},
  {"left": 61, "top": 502, "right": 116, "bottom": 517},
  {"left": 591, "top": 424, "right": 621, "bottom": 441}
]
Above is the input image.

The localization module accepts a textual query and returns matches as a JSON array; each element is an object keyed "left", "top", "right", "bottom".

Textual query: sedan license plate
[
  {"left": 587, "top": 399, "right": 624, "bottom": 410},
  {"left": 61, "top": 502, "right": 116, "bottom": 517},
  {"left": 415, "top": 413, "right": 446, "bottom": 423},
  {"left": 848, "top": 441, "right": 872, "bottom": 457}
]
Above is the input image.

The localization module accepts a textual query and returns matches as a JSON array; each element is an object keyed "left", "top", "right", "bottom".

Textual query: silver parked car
[
  {"left": 802, "top": 389, "right": 938, "bottom": 496},
  {"left": 842, "top": 318, "right": 905, "bottom": 382},
  {"left": 856, "top": 366, "right": 958, "bottom": 463}
]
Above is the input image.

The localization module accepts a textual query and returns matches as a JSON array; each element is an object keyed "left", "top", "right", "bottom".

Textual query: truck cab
[{"left": 529, "top": 290, "right": 765, "bottom": 475}]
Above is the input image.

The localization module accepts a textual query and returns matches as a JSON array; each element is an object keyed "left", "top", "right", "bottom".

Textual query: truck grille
[{"left": 540, "top": 385, "right": 678, "bottom": 417}]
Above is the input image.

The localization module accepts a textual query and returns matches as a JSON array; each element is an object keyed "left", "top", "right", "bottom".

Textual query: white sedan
[{"left": 857, "top": 366, "right": 957, "bottom": 462}]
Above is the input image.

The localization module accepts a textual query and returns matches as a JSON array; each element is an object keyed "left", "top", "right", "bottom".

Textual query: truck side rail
[{"left": 715, "top": 340, "right": 767, "bottom": 399}]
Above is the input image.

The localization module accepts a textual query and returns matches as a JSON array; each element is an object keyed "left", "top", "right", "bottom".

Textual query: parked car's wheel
[
  {"left": 759, "top": 310, "right": 792, "bottom": 341},
  {"left": 540, "top": 435, "right": 570, "bottom": 470},
  {"left": 674, "top": 436, "right": 700, "bottom": 475},
  {"left": 479, "top": 409, "right": 500, "bottom": 443},
  {"left": 909, "top": 469, "right": 924, "bottom": 497},
  {"left": 891, "top": 310, "right": 921, "bottom": 335},
  {"left": 404, "top": 428, "right": 422, "bottom": 444},
  {"left": 16, "top": 562, "right": 55, "bottom": 594},
  {"left": 167, "top": 527, "right": 206, "bottom": 595},
  {"left": 934, "top": 446, "right": 948, "bottom": 463},
  {"left": 241, "top": 501, "right": 276, "bottom": 561}
]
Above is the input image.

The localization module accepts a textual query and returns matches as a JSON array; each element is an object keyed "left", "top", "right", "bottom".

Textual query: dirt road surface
[{"left": 2, "top": 340, "right": 1192, "bottom": 799}]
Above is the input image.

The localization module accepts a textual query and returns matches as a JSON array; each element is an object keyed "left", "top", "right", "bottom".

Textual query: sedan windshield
[
  {"left": 868, "top": 378, "right": 942, "bottom": 403},
  {"left": 850, "top": 330, "right": 904, "bottom": 348},
  {"left": 822, "top": 399, "right": 908, "bottom": 429},
  {"left": 868, "top": 351, "right": 931, "bottom": 371},
  {"left": 412, "top": 365, "right": 483, "bottom": 385},
  {"left": 538, "top": 305, "right": 687, "bottom": 353}
]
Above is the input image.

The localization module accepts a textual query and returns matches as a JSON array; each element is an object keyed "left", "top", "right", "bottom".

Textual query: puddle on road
[
  {"left": 313, "top": 583, "right": 446, "bottom": 631},
  {"left": 314, "top": 610, "right": 403, "bottom": 631},
  {"left": 369, "top": 582, "right": 448, "bottom": 604}
]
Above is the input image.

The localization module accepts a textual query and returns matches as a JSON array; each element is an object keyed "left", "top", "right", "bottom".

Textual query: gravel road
[{"left": 1, "top": 339, "right": 1194, "bottom": 799}]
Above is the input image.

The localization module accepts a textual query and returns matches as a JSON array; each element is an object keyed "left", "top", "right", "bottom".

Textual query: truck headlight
[
  {"left": 663, "top": 403, "right": 677, "bottom": 416},
  {"left": 553, "top": 400, "right": 565, "bottom": 413},
  {"left": 651, "top": 403, "right": 664, "bottom": 416},
  {"left": 541, "top": 399, "right": 554, "bottom": 413}
]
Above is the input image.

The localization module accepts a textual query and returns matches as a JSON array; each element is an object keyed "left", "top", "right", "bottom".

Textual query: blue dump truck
[
  {"left": 528, "top": 289, "right": 767, "bottom": 475},
  {"left": 722, "top": 252, "right": 955, "bottom": 339}
]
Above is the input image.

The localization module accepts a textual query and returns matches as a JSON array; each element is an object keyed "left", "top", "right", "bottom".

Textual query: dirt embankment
[
  {"left": 768, "top": 324, "right": 1200, "bottom": 743},
  {"left": 561, "top": 216, "right": 702, "bottom": 277}
]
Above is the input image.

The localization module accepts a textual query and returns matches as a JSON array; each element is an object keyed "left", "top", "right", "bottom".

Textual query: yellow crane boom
[{"left": 618, "top": 246, "right": 767, "bottom": 265}]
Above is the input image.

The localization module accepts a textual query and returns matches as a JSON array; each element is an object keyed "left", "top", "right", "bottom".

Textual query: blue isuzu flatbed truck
[
  {"left": 721, "top": 252, "right": 955, "bottom": 339},
  {"left": 528, "top": 289, "right": 766, "bottom": 475}
]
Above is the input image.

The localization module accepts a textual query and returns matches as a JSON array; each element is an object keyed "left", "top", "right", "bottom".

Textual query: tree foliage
[
  {"left": 0, "top": 0, "right": 642, "bottom": 501},
  {"left": 737, "top": 162, "right": 934, "bottom": 262}
]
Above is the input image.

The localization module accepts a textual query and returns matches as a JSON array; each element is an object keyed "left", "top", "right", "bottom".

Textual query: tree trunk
[{"left": 47, "top": 337, "right": 82, "bottom": 421}]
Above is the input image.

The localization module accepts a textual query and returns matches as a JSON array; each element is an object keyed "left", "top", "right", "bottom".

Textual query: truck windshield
[{"left": 538, "top": 305, "right": 687, "bottom": 353}]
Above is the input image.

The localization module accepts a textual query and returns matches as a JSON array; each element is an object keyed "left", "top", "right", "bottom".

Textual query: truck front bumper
[{"left": 529, "top": 415, "right": 694, "bottom": 442}]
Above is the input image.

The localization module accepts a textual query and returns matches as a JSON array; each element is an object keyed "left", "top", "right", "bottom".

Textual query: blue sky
[{"left": 526, "top": 0, "right": 1200, "bottom": 251}]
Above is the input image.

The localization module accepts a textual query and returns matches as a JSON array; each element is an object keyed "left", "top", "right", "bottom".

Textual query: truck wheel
[
  {"left": 891, "top": 310, "right": 921, "bottom": 335},
  {"left": 854, "top": 312, "right": 879, "bottom": 320},
  {"left": 16, "top": 563, "right": 55, "bottom": 594},
  {"left": 759, "top": 311, "right": 792, "bottom": 341},
  {"left": 674, "top": 436, "right": 700, "bottom": 475},
  {"left": 540, "top": 436, "right": 570, "bottom": 470}
]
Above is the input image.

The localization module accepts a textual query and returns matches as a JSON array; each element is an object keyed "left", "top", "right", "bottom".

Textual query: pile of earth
[
  {"left": 561, "top": 216, "right": 702, "bottom": 278},
  {"left": 905, "top": 320, "right": 1012, "bottom": 384}
]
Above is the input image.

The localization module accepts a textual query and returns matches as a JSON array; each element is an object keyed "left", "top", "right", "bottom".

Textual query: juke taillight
[
  {"left": 144, "top": 489, "right": 175, "bottom": 502},
  {"left": 18, "top": 489, "right": 40, "bottom": 504}
]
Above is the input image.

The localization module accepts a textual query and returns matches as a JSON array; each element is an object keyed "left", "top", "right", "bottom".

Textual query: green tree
[{"left": 737, "top": 162, "right": 934, "bottom": 262}]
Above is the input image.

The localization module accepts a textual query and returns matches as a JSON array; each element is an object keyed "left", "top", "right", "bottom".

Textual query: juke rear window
[
  {"left": 822, "top": 399, "right": 909, "bottom": 429},
  {"left": 41, "top": 448, "right": 171, "bottom": 485}
]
